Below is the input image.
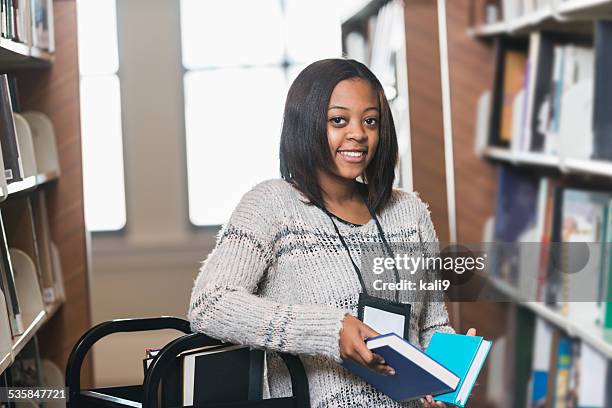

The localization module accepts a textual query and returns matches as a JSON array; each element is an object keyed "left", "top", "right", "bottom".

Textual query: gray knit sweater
[{"left": 188, "top": 179, "right": 454, "bottom": 407}]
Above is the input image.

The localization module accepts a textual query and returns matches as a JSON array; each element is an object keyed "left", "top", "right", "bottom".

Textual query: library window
[
  {"left": 181, "top": 0, "right": 343, "bottom": 226},
  {"left": 77, "top": 0, "right": 126, "bottom": 232}
]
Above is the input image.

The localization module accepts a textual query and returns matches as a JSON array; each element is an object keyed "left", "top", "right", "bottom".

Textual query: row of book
[
  {"left": 0, "top": 0, "right": 53, "bottom": 51},
  {"left": 490, "top": 165, "right": 612, "bottom": 328},
  {"left": 0, "top": 73, "right": 60, "bottom": 188},
  {"left": 485, "top": 312, "right": 612, "bottom": 407},
  {"left": 480, "top": 23, "right": 612, "bottom": 161},
  {"left": 0, "top": 336, "right": 64, "bottom": 407},
  {"left": 0, "top": 70, "right": 63, "bottom": 344},
  {"left": 0, "top": 188, "right": 65, "bottom": 338},
  {"left": 501, "top": 0, "right": 556, "bottom": 22},
  {"left": 529, "top": 317, "right": 611, "bottom": 407}
]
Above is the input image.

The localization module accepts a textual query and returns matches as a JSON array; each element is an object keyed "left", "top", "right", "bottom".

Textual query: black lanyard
[{"left": 323, "top": 206, "right": 401, "bottom": 302}]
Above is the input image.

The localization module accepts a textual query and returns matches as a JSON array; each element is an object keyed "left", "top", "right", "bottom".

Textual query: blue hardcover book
[
  {"left": 342, "top": 333, "right": 460, "bottom": 402},
  {"left": 424, "top": 332, "right": 492, "bottom": 407}
]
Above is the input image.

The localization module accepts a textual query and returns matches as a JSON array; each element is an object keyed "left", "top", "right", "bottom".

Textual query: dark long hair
[{"left": 279, "top": 58, "right": 398, "bottom": 213}]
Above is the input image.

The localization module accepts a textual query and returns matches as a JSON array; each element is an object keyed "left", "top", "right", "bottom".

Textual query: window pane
[
  {"left": 287, "top": 64, "right": 307, "bottom": 88},
  {"left": 284, "top": 0, "right": 342, "bottom": 64},
  {"left": 76, "top": 0, "right": 119, "bottom": 75},
  {"left": 80, "top": 76, "right": 126, "bottom": 231},
  {"left": 184, "top": 68, "right": 286, "bottom": 226},
  {"left": 181, "top": 0, "right": 284, "bottom": 69}
]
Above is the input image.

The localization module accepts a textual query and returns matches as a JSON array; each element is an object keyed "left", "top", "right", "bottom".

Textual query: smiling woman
[{"left": 188, "top": 58, "right": 459, "bottom": 407}]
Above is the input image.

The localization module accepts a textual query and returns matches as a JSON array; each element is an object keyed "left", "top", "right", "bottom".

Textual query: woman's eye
[
  {"left": 330, "top": 117, "right": 346, "bottom": 125},
  {"left": 365, "top": 117, "right": 378, "bottom": 126}
]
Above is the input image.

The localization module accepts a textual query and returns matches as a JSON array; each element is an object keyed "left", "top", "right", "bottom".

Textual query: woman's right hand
[{"left": 339, "top": 315, "right": 395, "bottom": 376}]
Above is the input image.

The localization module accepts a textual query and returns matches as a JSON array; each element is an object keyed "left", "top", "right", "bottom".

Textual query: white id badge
[{"left": 357, "top": 293, "right": 411, "bottom": 339}]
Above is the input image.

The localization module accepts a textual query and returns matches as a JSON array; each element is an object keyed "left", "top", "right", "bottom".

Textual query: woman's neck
[{"left": 317, "top": 170, "right": 359, "bottom": 206}]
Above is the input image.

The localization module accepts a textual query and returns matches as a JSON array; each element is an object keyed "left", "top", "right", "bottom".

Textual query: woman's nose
[{"left": 346, "top": 122, "right": 367, "bottom": 141}]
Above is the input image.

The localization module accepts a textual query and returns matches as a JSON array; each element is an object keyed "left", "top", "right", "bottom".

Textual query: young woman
[{"left": 188, "top": 58, "right": 475, "bottom": 408}]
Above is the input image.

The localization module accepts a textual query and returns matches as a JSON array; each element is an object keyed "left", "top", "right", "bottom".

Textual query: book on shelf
[
  {"left": 489, "top": 37, "right": 528, "bottom": 147},
  {"left": 552, "top": 335, "right": 572, "bottom": 406},
  {"left": 492, "top": 166, "right": 539, "bottom": 286},
  {"left": 30, "top": 0, "right": 53, "bottom": 52},
  {"left": 499, "top": 50, "right": 527, "bottom": 144},
  {"left": 0, "top": 74, "right": 23, "bottom": 184},
  {"left": 0, "top": 210, "right": 22, "bottom": 336},
  {"left": 181, "top": 345, "right": 263, "bottom": 406},
  {"left": 529, "top": 318, "right": 554, "bottom": 408},
  {"left": 593, "top": 21, "right": 612, "bottom": 161},
  {"left": 10, "top": 335, "right": 42, "bottom": 388},
  {"left": 603, "top": 199, "right": 612, "bottom": 330},
  {"left": 30, "top": 191, "right": 55, "bottom": 304}
]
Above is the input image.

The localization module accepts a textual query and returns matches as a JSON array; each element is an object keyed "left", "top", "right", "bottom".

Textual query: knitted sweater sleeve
[
  {"left": 188, "top": 182, "right": 346, "bottom": 362},
  {"left": 415, "top": 198, "right": 455, "bottom": 349}
]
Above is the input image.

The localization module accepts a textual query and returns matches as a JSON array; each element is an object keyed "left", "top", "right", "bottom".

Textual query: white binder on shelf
[
  {"left": 22, "top": 111, "right": 60, "bottom": 176},
  {"left": 13, "top": 113, "right": 37, "bottom": 178}
]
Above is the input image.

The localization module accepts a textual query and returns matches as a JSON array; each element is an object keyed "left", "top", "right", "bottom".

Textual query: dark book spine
[
  {"left": 11, "top": 0, "right": 17, "bottom": 42},
  {"left": 0, "top": 211, "right": 23, "bottom": 336},
  {"left": 593, "top": 21, "right": 612, "bottom": 161},
  {"left": 0, "top": 74, "right": 22, "bottom": 182},
  {"left": 7, "top": 75, "right": 20, "bottom": 113},
  {"left": 529, "top": 35, "right": 554, "bottom": 153},
  {"left": 545, "top": 187, "right": 564, "bottom": 307},
  {"left": 0, "top": 0, "right": 5, "bottom": 39}
]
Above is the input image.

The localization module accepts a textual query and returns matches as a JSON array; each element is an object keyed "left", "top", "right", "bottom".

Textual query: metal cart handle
[
  {"left": 66, "top": 317, "right": 193, "bottom": 406},
  {"left": 143, "top": 333, "right": 310, "bottom": 408},
  {"left": 66, "top": 317, "right": 311, "bottom": 408}
]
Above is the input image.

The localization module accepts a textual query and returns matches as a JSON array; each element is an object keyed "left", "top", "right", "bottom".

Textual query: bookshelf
[
  {"left": 490, "top": 277, "right": 612, "bottom": 359},
  {"left": 0, "top": 0, "right": 93, "bottom": 391},
  {"left": 481, "top": 147, "right": 612, "bottom": 177},
  {"left": 392, "top": 0, "right": 612, "bottom": 404},
  {"left": 468, "top": 0, "right": 612, "bottom": 37},
  {"left": 461, "top": 0, "right": 612, "bottom": 405}
]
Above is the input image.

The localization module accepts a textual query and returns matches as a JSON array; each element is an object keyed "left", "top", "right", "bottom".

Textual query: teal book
[{"left": 425, "top": 332, "right": 492, "bottom": 407}]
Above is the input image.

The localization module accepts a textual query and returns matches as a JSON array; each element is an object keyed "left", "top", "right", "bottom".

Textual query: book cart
[{"left": 66, "top": 317, "right": 310, "bottom": 408}]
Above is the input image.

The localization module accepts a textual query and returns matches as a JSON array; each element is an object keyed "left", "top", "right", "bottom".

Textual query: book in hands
[
  {"left": 425, "top": 332, "right": 492, "bottom": 407},
  {"left": 342, "top": 333, "right": 460, "bottom": 402},
  {"left": 342, "top": 332, "right": 492, "bottom": 405}
]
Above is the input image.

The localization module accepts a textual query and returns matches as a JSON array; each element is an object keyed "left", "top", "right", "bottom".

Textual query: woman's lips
[{"left": 337, "top": 150, "right": 366, "bottom": 163}]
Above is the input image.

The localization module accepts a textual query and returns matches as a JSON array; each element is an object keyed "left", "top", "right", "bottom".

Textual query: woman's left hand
[{"left": 420, "top": 328, "right": 477, "bottom": 408}]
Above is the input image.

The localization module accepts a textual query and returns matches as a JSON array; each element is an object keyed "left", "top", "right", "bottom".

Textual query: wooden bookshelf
[
  {"left": 490, "top": 277, "right": 612, "bottom": 359},
  {"left": 0, "top": 38, "right": 53, "bottom": 67},
  {"left": 0, "top": 0, "right": 92, "bottom": 388},
  {"left": 482, "top": 147, "right": 612, "bottom": 178},
  {"left": 458, "top": 1, "right": 612, "bottom": 405},
  {"left": 2, "top": 170, "right": 59, "bottom": 197}
]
